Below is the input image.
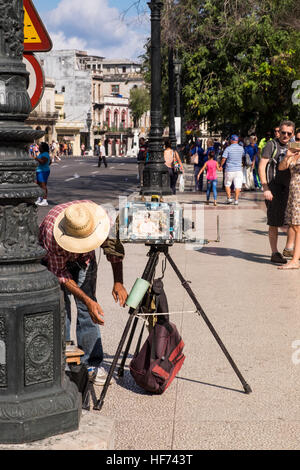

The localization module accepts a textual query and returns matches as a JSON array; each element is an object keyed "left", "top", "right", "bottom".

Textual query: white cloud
[{"left": 44, "top": 0, "right": 148, "bottom": 59}]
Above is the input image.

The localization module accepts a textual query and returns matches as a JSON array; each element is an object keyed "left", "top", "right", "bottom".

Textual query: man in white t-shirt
[
  {"left": 220, "top": 134, "right": 245, "bottom": 205},
  {"left": 98, "top": 141, "right": 108, "bottom": 168}
]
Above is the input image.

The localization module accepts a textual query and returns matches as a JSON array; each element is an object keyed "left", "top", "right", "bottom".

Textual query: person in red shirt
[{"left": 39, "top": 200, "right": 128, "bottom": 385}]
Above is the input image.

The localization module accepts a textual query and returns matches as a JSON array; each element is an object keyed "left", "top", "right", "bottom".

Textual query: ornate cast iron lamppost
[
  {"left": 0, "top": 0, "right": 80, "bottom": 444},
  {"left": 142, "top": 0, "right": 172, "bottom": 196}
]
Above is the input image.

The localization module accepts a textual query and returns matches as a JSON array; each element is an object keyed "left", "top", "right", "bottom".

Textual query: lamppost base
[
  {"left": 141, "top": 163, "right": 172, "bottom": 196},
  {"left": 0, "top": 380, "right": 81, "bottom": 444}
]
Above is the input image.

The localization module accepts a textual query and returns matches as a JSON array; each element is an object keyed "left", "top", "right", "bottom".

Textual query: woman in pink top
[
  {"left": 197, "top": 150, "right": 221, "bottom": 206},
  {"left": 164, "top": 139, "right": 184, "bottom": 194}
]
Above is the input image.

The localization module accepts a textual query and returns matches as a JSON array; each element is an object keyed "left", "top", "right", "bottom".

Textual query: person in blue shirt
[
  {"left": 220, "top": 135, "right": 245, "bottom": 205},
  {"left": 33, "top": 142, "right": 51, "bottom": 206},
  {"left": 190, "top": 139, "right": 206, "bottom": 191},
  {"left": 244, "top": 137, "right": 261, "bottom": 189}
]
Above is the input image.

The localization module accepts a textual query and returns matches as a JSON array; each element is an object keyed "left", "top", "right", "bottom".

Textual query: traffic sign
[
  {"left": 23, "top": 53, "right": 45, "bottom": 110},
  {"left": 23, "top": 0, "right": 52, "bottom": 52}
]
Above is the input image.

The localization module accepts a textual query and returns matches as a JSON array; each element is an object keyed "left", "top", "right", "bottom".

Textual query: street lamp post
[
  {"left": 86, "top": 111, "right": 92, "bottom": 152},
  {"left": 168, "top": 47, "right": 177, "bottom": 150},
  {"left": 174, "top": 53, "right": 182, "bottom": 145},
  {"left": 142, "top": 0, "right": 171, "bottom": 196},
  {"left": 0, "top": 1, "right": 80, "bottom": 444}
]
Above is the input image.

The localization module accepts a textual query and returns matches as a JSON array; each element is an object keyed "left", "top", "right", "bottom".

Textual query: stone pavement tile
[
  {"left": 0, "top": 411, "right": 114, "bottom": 450},
  {"left": 172, "top": 421, "right": 300, "bottom": 450},
  {"left": 113, "top": 419, "right": 174, "bottom": 451}
]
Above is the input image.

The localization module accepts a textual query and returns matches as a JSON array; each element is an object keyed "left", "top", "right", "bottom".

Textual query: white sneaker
[
  {"left": 35, "top": 197, "right": 42, "bottom": 205},
  {"left": 234, "top": 200, "right": 239, "bottom": 205},
  {"left": 88, "top": 366, "right": 115, "bottom": 386},
  {"left": 37, "top": 199, "right": 49, "bottom": 206},
  {"left": 227, "top": 198, "right": 233, "bottom": 204}
]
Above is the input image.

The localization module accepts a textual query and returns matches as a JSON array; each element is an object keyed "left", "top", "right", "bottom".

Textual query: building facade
[{"left": 36, "top": 50, "right": 149, "bottom": 156}]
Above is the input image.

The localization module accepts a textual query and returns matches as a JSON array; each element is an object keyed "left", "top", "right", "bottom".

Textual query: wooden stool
[{"left": 65, "top": 344, "right": 84, "bottom": 365}]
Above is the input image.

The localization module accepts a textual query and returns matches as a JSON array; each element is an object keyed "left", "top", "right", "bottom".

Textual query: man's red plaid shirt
[{"left": 39, "top": 200, "right": 123, "bottom": 284}]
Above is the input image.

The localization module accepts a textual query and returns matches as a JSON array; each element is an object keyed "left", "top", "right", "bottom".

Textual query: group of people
[{"left": 258, "top": 121, "right": 300, "bottom": 269}]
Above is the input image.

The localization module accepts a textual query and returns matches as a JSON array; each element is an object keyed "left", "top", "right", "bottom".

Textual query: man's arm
[
  {"left": 110, "top": 261, "right": 128, "bottom": 307},
  {"left": 64, "top": 279, "right": 105, "bottom": 325},
  {"left": 258, "top": 157, "right": 273, "bottom": 201}
]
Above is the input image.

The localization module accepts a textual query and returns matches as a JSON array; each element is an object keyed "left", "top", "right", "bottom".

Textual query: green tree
[
  {"left": 129, "top": 87, "right": 150, "bottom": 127},
  {"left": 160, "top": 0, "right": 300, "bottom": 137}
]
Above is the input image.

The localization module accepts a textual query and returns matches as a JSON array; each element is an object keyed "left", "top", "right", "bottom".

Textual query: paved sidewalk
[
  {"left": 88, "top": 182, "right": 300, "bottom": 450},
  {"left": 3, "top": 168, "right": 300, "bottom": 450}
]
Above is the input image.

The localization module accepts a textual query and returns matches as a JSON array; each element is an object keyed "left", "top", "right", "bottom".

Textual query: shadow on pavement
[{"left": 195, "top": 246, "right": 270, "bottom": 265}]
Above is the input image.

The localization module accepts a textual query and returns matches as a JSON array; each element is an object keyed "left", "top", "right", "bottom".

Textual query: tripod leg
[
  {"left": 94, "top": 309, "right": 136, "bottom": 411},
  {"left": 116, "top": 247, "right": 160, "bottom": 376},
  {"left": 118, "top": 316, "right": 139, "bottom": 377},
  {"left": 165, "top": 252, "right": 252, "bottom": 394},
  {"left": 94, "top": 247, "right": 161, "bottom": 411}
]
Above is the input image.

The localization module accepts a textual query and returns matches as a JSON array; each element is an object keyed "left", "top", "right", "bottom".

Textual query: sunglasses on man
[{"left": 280, "top": 131, "right": 293, "bottom": 137}]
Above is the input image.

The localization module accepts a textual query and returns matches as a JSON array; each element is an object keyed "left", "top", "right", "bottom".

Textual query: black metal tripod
[{"left": 94, "top": 244, "right": 252, "bottom": 411}]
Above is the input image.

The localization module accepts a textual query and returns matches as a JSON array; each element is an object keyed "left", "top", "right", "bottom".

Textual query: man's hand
[
  {"left": 112, "top": 282, "right": 128, "bottom": 307},
  {"left": 86, "top": 299, "right": 105, "bottom": 325},
  {"left": 264, "top": 190, "right": 273, "bottom": 201}
]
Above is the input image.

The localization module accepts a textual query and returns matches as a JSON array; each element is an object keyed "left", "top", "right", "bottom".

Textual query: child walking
[{"left": 197, "top": 150, "right": 221, "bottom": 206}]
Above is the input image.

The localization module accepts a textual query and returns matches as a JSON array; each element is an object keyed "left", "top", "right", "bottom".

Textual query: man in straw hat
[{"left": 39, "top": 200, "right": 128, "bottom": 385}]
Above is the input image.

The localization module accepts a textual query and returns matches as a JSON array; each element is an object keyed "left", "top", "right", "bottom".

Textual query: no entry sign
[{"left": 23, "top": 53, "right": 45, "bottom": 110}]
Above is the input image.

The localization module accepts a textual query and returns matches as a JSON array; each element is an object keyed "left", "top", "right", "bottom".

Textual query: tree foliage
[
  {"left": 160, "top": 0, "right": 300, "bottom": 136},
  {"left": 129, "top": 86, "right": 150, "bottom": 127}
]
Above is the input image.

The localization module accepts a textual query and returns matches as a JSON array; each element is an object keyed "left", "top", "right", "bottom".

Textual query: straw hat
[{"left": 53, "top": 202, "right": 111, "bottom": 254}]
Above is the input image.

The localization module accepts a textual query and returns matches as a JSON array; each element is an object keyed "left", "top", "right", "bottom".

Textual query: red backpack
[{"left": 130, "top": 321, "right": 185, "bottom": 395}]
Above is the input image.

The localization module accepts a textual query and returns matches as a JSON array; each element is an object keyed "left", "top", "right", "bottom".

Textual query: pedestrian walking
[
  {"left": 277, "top": 145, "right": 300, "bottom": 269},
  {"left": 137, "top": 138, "right": 147, "bottom": 186},
  {"left": 164, "top": 139, "right": 184, "bottom": 195},
  {"left": 197, "top": 150, "right": 221, "bottom": 206},
  {"left": 220, "top": 135, "right": 245, "bottom": 205},
  {"left": 258, "top": 120, "right": 296, "bottom": 265},
  {"left": 190, "top": 139, "right": 206, "bottom": 192},
  {"left": 98, "top": 140, "right": 108, "bottom": 168},
  {"left": 33, "top": 141, "right": 51, "bottom": 207},
  {"left": 50, "top": 140, "right": 61, "bottom": 162},
  {"left": 38, "top": 200, "right": 128, "bottom": 385}
]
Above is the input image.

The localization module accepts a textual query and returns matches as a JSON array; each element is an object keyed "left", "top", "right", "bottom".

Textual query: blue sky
[{"left": 33, "top": 0, "right": 149, "bottom": 59}]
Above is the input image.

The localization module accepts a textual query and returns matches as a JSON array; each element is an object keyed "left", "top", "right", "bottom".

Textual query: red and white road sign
[
  {"left": 23, "top": 53, "right": 45, "bottom": 110},
  {"left": 23, "top": 0, "right": 52, "bottom": 52}
]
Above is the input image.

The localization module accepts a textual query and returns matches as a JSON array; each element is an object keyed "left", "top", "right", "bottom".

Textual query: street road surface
[{"left": 37, "top": 155, "right": 139, "bottom": 224}]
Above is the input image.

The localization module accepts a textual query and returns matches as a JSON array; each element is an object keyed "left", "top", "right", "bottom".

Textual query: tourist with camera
[{"left": 258, "top": 120, "right": 296, "bottom": 265}]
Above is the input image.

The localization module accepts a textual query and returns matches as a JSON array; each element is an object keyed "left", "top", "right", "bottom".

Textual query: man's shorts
[
  {"left": 265, "top": 180, "right": 289, "bottom": 227},
  {"left": 36, "top": 170, "right": 50, "bottom": 184},
  {"left": 224, "top": 171, "right": 243, "bottom": 189}
]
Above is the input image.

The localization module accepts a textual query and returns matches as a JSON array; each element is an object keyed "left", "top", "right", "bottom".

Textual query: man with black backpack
[
  {"left": 259, "top": 120, "right": 296, "bottom": 265},
  {"left": 137, "top": 137, "right": 147, "bottom": 187}
]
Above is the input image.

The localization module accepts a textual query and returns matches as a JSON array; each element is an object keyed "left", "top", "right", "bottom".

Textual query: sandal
[{"left": 278, "top": 263, "right": 300, "bottom": 270}]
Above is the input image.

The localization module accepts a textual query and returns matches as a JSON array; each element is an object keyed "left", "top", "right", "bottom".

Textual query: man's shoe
[
  {"left": 226, "top": 198, "right": 233, "bottom": 204},
  {"left": 271, "top": 252, "right": 287, "bottom": 265},
  {"left": 37, "top": 199, "right": 48, "bottom": 206},
  {"left": 35, "top": 197, "right": 42, "bottom": 205},
  {"left": 283, "top": 248, "right": 294, "bottom": 258},
  {"left": 234, "top": 200, "right": 239, "bottom": 206},
  {"left": 88, "top": 366, "right": 115, "bottom": 386}
]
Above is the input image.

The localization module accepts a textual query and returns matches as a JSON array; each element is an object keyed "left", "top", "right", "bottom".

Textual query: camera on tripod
[{"left": 119, "top": 199, "right": 184, "bottom": 244}]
